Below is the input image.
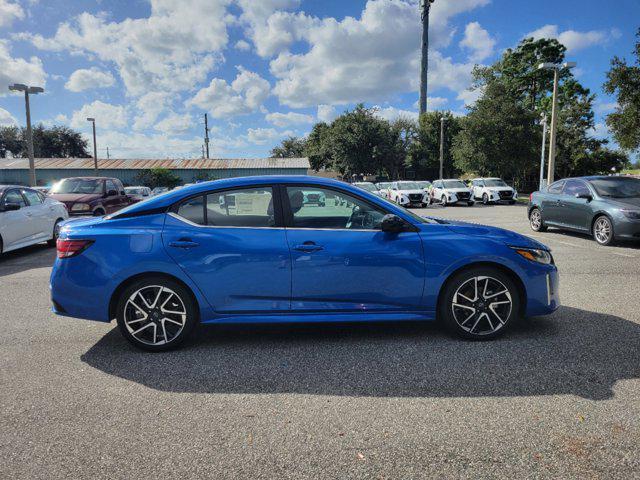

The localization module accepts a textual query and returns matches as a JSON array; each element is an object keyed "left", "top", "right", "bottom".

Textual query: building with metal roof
[{"left": 0, "top": 157, "right": 311, "bottom": 186}]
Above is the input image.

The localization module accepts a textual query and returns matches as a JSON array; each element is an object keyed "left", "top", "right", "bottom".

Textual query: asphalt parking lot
[{"left": 1, "top": 204, "right": 638, "bottom": 479}]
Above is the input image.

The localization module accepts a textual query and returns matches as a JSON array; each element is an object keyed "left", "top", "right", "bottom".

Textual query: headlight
[
  {"left": 621, "top": 209, "right": 640, "bottom": 220},
  {"left": 71, "top": 203, "right": 91, "bottom": 211},
  {"left": 512, "top": 247, "right": 553, "bottom": 265}
]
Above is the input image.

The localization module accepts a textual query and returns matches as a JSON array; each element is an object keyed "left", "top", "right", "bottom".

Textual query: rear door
[
  {"left": 560, "top": 179, "right": 593, "bottom": 231},
  {"left": 163, "top": 185, "right": 291, "bottom": 313},
  {"left": 21, "top": 188, "right": 51, "bottom": 241},
  {"left": 0, "top": 189, "right": 30, "bottom": 249},
  {"left": 283, "top": 185, "right": 425, "bottom": 312}
]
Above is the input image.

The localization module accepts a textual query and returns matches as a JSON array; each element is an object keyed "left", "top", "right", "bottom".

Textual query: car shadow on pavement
[
  {"left": 543, "top": 228, "right": 640, "bottom": 250},
  {"left": 81, "top": 306, "right": 639, "bottom": 400},
  {"left": 0, "top": 244, "right": 56, "bottom": 277}
]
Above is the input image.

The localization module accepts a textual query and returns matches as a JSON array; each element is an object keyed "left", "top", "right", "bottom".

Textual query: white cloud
[
  {"left": 234, "top": 39, "right": 251, "bottom": 51},
  {"left": 132, "top": 92, "right": 170, "bottom": 131},
  {"left": 65, "top": 67, "right": 115, "bottom": 92},
  {"left": 592, "top": 122, "right": 610, "bottom": 139},
  {"left": 246, "top": 127, "right": 293, "bottom": 145},
  {"left": 70, "top": 100, "right": 127, "bottom": 130},
  {"left": 0, "top": 107, "right": 17, "bottom": 126},
  {"left": 457, "top": 86, "right": 484, "bottom": 107},
  {"left": 525, "top": 25, "right": 619, "bottom": 53},
  {"left": 265, "top": 111, "right": 314, "bottom": 127},
  {"left": 595, "top": 101, "right": 618, "bottom": 114},
  {"left": 0, "top": 0, "right": 23, "bottom": 27},
  {"left": 0, "top": 40, "right": 46, "bottom": 96},
  {"left": 317, "top": 104, "right": 338, "bottom": 123},
  {"left": 267, "top": 0, "right": 483, "bottom": 108},
  {"left": 374, "top": 106, "right": 418, "bottom": 122},
  {"left": 460, "top": 22, "right": 496, "bottom": 62},
  {"left": 188, "top": 67, "right": 270, "bottom": 118},
  {"left": 20, "top": 0, "right": 232, "bottom": 96},
  {"left": 91, "top": 130, "right": 202, "bottom": 159},
  {"left": 154, "top": 113, "right": 193, "bottom": 134}
]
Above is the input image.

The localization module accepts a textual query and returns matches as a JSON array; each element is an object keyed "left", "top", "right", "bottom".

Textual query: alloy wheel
[
  {"left": 441, "top": 195, "right": 447, "bottom": 206},
  {"left": 530, "top": 209, "right": 542, "bottom": 230},
  {"left": 594, "top": 217, "right": 612, "bottom": 244},
  {"left": 451, "top": 276, "right": 512, "bottom": 336},
  {"left": 123, "top": 285, "right": 187, "bottom": 346}
]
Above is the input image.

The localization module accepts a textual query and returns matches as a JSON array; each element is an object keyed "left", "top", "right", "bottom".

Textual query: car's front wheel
[
  {"left": 482, "top": 193, "right": 489, "bottom": 205},
  {"left": 593, "top": 215, "right": 614, "bottom": 246},
  {"left": 529, "top": 208, "right": 547, "bottom": 232},
  {"left": 116, "top": 277, "right": 198, "bottom": 351},
  {"left": 440, "top": 195, "right": 447, "bottom": 206},
  {"left": 440, "top": 267, "right": 521, "bottom": 340}
]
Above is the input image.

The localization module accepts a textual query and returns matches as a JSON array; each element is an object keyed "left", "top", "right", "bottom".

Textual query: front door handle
[
  {"left": 293, "top": 242, "right": 324, "bottom": 252},
  {"left": 168, "top": 239, "right": 199, "bottom": 249}
]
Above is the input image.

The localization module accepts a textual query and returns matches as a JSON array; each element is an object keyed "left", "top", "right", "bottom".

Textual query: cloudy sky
[{"left": 0, "top": 0, "right": 638, "bottom": 159}]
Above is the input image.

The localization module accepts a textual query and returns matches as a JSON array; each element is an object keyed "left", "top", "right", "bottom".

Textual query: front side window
[
  {"left": 563, "top": 180, "right": 590, "bottom": 197},
  {"left": 286, "top": 186, "right": 386, "bottom": 230},
  {"left": 105, "top": 180, "right": 116, "bottom": 193},
  {"left": 3, "top": 189, "right": 26, "bottom": 207},
  {"left": 22, "top": 189, "right": 43, "bottom": 205},
  {"left": 548, "top": 180, "right": 565, "bottom": 194}
]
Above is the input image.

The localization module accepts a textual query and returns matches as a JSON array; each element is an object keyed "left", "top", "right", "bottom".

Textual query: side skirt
[{"left": 201, "top": 311, "right": 435, "bottom": 325}]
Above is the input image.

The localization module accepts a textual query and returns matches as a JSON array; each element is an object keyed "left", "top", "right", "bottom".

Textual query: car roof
[
  {"left": 0, "top": 185, "right": 25, "bottom": 192},
  {"left": 472, "top": 177, "right": 501, "bottom": 181}
]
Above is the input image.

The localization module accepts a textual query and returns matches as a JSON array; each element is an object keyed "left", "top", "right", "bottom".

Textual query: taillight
[
  {"left": 56, "top": 239, "right": 93, "bottom": 259},
  {"left": 529, "top": 193, "right": 533, "bottom": 202}
]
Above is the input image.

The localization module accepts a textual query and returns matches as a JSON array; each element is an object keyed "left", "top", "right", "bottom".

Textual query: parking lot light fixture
[
  {"left": 8, "top": 83, "right": 44, "bottom": 186},
  {"left": 537, "top": 61, "right": 577, "bottom": 185}
]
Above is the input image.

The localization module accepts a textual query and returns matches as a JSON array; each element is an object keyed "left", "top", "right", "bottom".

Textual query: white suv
[
  {"left": 471, "top": 178, "right": 517, "bottom": 205},
  {"left": 388, "top": 181, "right": 428, "bottom": 208},
  {"left": 429, "top": 179, "right": 474, "bottom": 206}
]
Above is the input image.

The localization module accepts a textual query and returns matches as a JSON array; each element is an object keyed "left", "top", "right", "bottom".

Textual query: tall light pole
[
  {"left": 538, "top": 61, "right": 576, "bottom": 184},
  {"left": 86, "top": 117, "right": 98, "bottom": 174},
  {"left": 419, "top": 0, "right": 435, "bottom": 115},
  {"left": 439, "top": 116, "right": 446, "bottom": 180},
  {"left": 539, "top": 114, "right": 548, "bottom": 191},
  {"left": 8, "top": 83, "right": 44, "bottom": 186},
  {"left": 204, "top": 113, "right": 210, "bottom": 159}
]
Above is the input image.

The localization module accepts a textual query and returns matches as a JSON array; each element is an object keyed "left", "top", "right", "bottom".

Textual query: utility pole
[
  {"left": 204, "top": 113, "right": 210, "bottom": 159},
  {"left": 8, "top": 83, "right": 43, "bottom": 186},
  {"left": 439, "top": 116, "right": 446, "bottom": 180},
  {"left": 419, "top": 0, "right": 434, "bottom": 115},
  {"left": 539, "top": 115, "right": 547, "bottom": 190},
  {"left": 106, "top": 147, "right": 110, "bottom": 160},
  {"left": 87, "top": 117, "right": 98, "bottom": 174},
  {"left": 538, "top": 61, "right": 576, "bottom": 185},
  {"left": 202, "top": 144, "right": 205, "bottom": 159}
]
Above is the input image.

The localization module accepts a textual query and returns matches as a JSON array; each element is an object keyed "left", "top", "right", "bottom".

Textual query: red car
[{"left": 49, "top": 177, "right": 135, "bottom": 216}]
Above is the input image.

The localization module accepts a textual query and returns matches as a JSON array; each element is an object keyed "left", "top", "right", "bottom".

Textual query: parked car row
[{"left": 353, "top": 177, "right": 518, "bottom": 208}]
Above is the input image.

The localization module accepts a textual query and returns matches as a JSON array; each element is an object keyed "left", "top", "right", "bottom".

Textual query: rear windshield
[{"left": 588, "top": 177, "right": 640, "bottom": 198}]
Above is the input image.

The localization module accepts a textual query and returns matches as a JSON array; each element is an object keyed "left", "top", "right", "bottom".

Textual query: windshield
[
  {"left": 443, "top": 180, "right": 467, "bottom": 189},
  {"left": 376, "top": 182, "right": 391, "bottom": 189},
  {"left": 50, "top": 179, "right": 102, "bottom": 194},
  {"left": 126, "top": 188, "right": 145, "bottom": 195},
  {"left": 588, "top": 177, "right": 640, "bottom": 198},
  {"left": 484, "top": 179, "right": 508, "bottom": 187},
  {"left": 355, "top": 183, "right": 378, "bottom": 192},
  {"left": 416, "top": 181, "right": 431, "bottom": 188},
  {"left": 397, "top": 182, "right": 422, "bottom": 190}
]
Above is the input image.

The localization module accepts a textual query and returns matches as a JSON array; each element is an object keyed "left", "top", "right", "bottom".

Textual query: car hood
[
  {"left": 445, "top": 188, "right": 472, "bottom": 193},
  {"left": 485, "top": 187, "right": 514, "bottom": 192},
  {"left": 435, "top": 218, "right": 548, "bottom": 250},
  {"left": 49, "top": 193, "right": 101, "bottom": 203},
  {"left": 606, "top": 196, "right": 640, "bottom": 209}
]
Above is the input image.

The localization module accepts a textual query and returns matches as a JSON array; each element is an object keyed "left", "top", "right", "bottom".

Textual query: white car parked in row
[
  {"left": 353, "top": 182, "right": 385, "bottom": 198},
  {"left": 0, "top": 185, "right": 68, "bottom": 254},
  {"left": 470, "top": 178, "right": 518, "bottom": 205},
  {"left": 429, "top": 179, "right": 475, "bottom": 206},
  {"left": 124, "top": 186, "right": 152, "bottom": 201},
  {"left": 388, "top": 181, "right": 429, "bottom": 208}
]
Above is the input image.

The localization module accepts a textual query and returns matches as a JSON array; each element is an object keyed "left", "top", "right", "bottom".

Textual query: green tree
[
  {"left": 0, "top": 124, "right": 90, "bottom": 158},
  {"left": 407, "top": 111, "right": 461, "bottom": 179},
  {"left": 134, "top": 168, "right": 182, "bottom": 189},
  {"left": 271, "top": 136, "right": 307, "bottom": 158},
  {"left": 603, "top": 28, "right": 640, "bottom": 153},
  {"left": 304, "top": 122, "right": 333, "bottom": 171}
]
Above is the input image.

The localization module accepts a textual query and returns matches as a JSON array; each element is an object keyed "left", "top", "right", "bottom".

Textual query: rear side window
[
  {"left": 206, "top": 187, "right": 274, "bottom": 227},
  {"left": 176, "top": 196, "right": 205, "bottom": 225},
  {"left": 22, "top": 189, "right": 43, "bottom": 205},
  {"left": 548, "top": 181, "right": 564, "bottom": 194}
]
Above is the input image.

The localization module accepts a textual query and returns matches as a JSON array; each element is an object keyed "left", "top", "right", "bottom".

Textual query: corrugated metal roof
[{"left": 0, "top": 157, "right": 310, "bottom": 170}]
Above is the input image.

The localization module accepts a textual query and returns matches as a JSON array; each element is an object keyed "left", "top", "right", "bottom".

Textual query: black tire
[
  {"left": 529, "top": 207, "right": 547, "bottom": 232},
  {"left": 441, "top": 195, "right": 447, "bottom": 207},
  {"left": 439, "top": 267, "right": 521, "bottom": 340},
  {"left": 47, "top": 219, "right": 63, "bottom": 247},
  {"left": 116, "top": 276, "right": 198, "bottom": 351},
  {"left": 482, "top": 193, "right": 489, "bottom": 205},
  {"left": 93, "top": 209, "right": 105, "bottom": 216},
  {"left": 467, "top": 201, "right": 475, "bottom": 207},
  {"left": 592, "top": 215, "right": 615, "bottom": 246},
  {"left": 508, "top": 200, "right": 516, "bottom": 205}
]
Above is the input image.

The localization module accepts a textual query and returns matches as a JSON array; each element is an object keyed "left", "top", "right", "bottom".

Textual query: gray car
[{"left": 528, "top": 176, "right": 640, "bottom": 246}]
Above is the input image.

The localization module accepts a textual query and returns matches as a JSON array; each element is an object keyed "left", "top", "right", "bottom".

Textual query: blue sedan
[{"left": 50, "top": 176, "right": 559, "bottom": 351}]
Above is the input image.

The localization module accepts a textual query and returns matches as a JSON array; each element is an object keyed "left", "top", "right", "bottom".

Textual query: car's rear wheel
[
  {"left": 440, "top": 267, "right": 520, "bottom": 340},
  {"left": 116, "top": 277, "right": 198, "bottom": 351},
  {"left": 47, "top": 219, "right": 63, "bottom": 247},
  {"left": 529, "top": 208, "right": 547, "bottom": 232},
  {"left": 593, "top": 215, "right": 614, "bottom": 246}
]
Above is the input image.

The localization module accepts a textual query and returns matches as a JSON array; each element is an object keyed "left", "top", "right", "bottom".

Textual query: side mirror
[
  {"left": 1, "top": 202, "right": 21, "bottom": 211},
  {"left": 107, "top": 189, "right": 118, "bottom": 197},
  {"left": 576, "top": 193, "right": 592, "bottom": 201},
  {"left": 381, "top": 214, "right": 406, "bottom": 234}
]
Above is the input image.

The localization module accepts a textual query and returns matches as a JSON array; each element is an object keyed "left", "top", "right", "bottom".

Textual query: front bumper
[
  {"left": 612, "top": 217, "right": 640, "bottom": 240},
  {"left": 525, "top": 266, "right": 560, "bottom": 316}
]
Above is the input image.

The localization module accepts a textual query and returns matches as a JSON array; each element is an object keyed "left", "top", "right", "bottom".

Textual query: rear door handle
[
  {"left": 293, "top": 243, "right": 324, "bottom": 252},
  {"left": 168, "top": 239, "right": 199, "bottom": 249}
]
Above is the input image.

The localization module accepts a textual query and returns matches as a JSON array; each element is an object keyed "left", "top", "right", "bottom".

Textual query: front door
[
  {"left": 560, "top": 179, "right": 593, "bottom": 231},
  {"left": 283, "top": 185, "right": 425, "bottom": 312},
  {"left": 163, "top": 186, "right": 291, "bottom": 313},
  {"left": 0, "top": 189, "right": 31, "bottom": 250},
  {"left": 541, "top": 180, "right": 565, "bottom": 225}
]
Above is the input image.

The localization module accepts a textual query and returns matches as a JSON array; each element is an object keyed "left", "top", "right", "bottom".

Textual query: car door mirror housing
[
  {"left": 381, "top": 214, "right": 406, "bottom": 233},
  {"left": 576, "top": 193, "right": 592, "bottom": 201}
]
